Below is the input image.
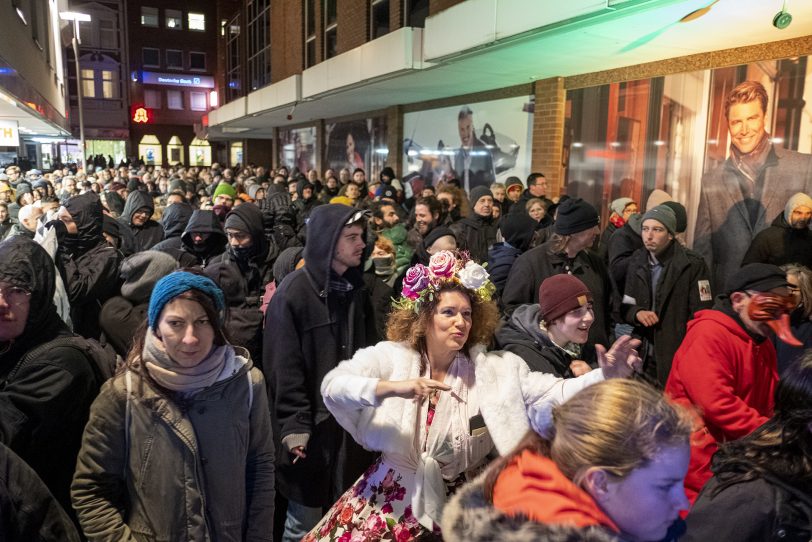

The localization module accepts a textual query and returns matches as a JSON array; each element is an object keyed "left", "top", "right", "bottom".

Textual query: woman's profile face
[
  {"left": 346, "top": 133, "right": 356, "bottom": 155},
  {"left": 156, "top": 297, "right": 215, "bottom": 368},
  {"left": 549, "top": 303, "right": 594, "bottom": 345},
  {"left": 595, "top": 444, "right": 690, "bottom": 542},
  {"left": 528, "top": 202, "right": 545, "bottom": 222},
  {"left": 426, "top": 290, "right": 472, "bottom": 354}
]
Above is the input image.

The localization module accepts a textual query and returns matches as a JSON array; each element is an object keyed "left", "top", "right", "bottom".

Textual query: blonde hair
[{"left": 484, "top": 379, "right": 692, "bottom": 498}]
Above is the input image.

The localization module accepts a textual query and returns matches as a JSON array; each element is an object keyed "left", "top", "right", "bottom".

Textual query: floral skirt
[{"left": 303, "top": 457, "right": 441, "bottom": 542}]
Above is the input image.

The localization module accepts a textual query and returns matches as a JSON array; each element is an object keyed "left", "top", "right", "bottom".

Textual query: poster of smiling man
[{"left": 694, "top": 79, "right": 812, "bottom": 291}]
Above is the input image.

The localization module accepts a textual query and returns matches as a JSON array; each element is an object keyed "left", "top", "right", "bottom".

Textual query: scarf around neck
[
  {"left": 143, "top": 328, "right": 232, "bottom": 392},
  {"left": 730, "top": 131, "right": 771, "bottom": 185}
]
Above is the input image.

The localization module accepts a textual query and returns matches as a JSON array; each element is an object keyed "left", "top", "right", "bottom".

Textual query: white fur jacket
[{"left": 321, "top": 341, "right": 604, "bottom": 457}]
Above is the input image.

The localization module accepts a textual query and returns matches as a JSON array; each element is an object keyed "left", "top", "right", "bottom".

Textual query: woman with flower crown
[{"left": 303, "top": 250, "right": 642, "bottom": 541}]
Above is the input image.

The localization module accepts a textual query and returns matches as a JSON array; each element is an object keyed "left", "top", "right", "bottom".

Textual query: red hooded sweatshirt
[
  {"left": 665, "top": 309, "right": 776, "bottom": 504},
  {"left": 492, "top": 450, "right": 620, "bottom": 533}
]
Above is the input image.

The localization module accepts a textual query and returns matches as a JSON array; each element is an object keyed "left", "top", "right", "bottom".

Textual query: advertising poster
[
  {"left": 402, "top": 95, "right": 534, "bottom": 192},
  {"left": 565, "top": 56, "right": 812, "bottom": 290},
  {"left": 278, "top": 126, "right": 317, "bottom": 174},
  {"left": 324, "top": 116, "right": 388, "bottom": 182}
]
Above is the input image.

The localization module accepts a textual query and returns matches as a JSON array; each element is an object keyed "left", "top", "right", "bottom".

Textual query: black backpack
[{"left": 11, "top": 336, "right": 120, "bottom": 387}]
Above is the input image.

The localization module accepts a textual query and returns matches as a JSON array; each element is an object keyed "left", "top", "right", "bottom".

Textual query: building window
[
  {"left": 226, "top": 12, "right": 242, "bottom": 100},
  {"left": 247, "top": 0, "right": 271, "bottom": 91},
  {"left": 167, "top": 90, "right": 184, "bottom": 110},
  {"left": 165, "top": 9, "right": 182, "bottom": 29},
  {"left": 189, "top": 52, "right": 206, "bottom": 71},
  {"left": 371, "top": 0, "right": 389, "bottom": 39},
  {"left": 304, "top": 0, "right": 316, "bottom": 68},
  {"left": 142, "top": 47, "right": 160, "bottom": 68},
  {"left": 190, "top": 91, "right": 207, "bottom": 111},
  {"left": 324, "top": 0, "right": 337, "bottom": 59},
  {"left": 99, "top": 18, "right": 117, "bottom": 49},
  {"left": 166, "top": 49, "right": 183, "bottom": 69},
  {"left": 188, "top": 12, "right": 205, "bottom": 31},
  {"left": 144, "top": 89, "right": 161, "bottom": 109},
  {"left": 404, "top": 0, "right": 429, "bottom": 28},
  {"left": 81, "top": 69, "right": 95, "bottom": 98},
  {"left": 141, "top": 6, "right": 158, "bottom": 27},
  {"left": 101, "top": 70, "right": 118, "bottom": 99}
]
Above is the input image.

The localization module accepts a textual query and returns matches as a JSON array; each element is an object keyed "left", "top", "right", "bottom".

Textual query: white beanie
[{"left": 784, "top": 192, "right": 812, "bottom": 223}]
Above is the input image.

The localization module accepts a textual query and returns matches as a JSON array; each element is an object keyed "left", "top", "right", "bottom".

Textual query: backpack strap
[{"left": 124, "top": 369, "right": 132, "bottom": 478}]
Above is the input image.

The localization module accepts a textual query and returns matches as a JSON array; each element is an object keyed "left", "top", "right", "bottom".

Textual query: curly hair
[{"left": 386, "top": 283, "right": 499, "bottom": 373}]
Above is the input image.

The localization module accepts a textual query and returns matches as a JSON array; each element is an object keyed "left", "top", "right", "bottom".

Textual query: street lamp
[{"left": 60, "top": 11, "right": 92, "bottom": 171}]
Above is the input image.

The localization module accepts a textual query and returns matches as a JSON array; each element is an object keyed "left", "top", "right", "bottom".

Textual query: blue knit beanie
[{"left": 147, "top": 271, "right": 226, "bottom": 330}]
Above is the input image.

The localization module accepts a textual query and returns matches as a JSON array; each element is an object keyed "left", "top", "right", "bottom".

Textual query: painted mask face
[{"left": 747, "top": 292, "right": 801, "bottom": 346}]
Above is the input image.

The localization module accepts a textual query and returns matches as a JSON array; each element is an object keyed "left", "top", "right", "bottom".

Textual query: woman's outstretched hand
[
  {"left": 597, "top": 335, "right": 643, "bottom": 379},
  {"left": 376, "top": 378, "right": 451, "bottom": 401}
]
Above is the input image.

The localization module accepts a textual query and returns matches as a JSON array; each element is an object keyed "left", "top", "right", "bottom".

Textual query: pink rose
[
  {"left": 363, "top": 515, "right": 386, "bottom": 535},
  {"left": 429, "top": 250, "right": 456, "bottom": 279},
  {"left": 381, "top": 502, "right": 393, "bottom": 514},
  {"left": 337, "top": 534, "right": 351, "bottom": 542},
  {"left": 393, "top": 524, "right": 412, "bottom": 542},
  {"left": 402, "top": 264, "right": 430, "bottom": 299}
]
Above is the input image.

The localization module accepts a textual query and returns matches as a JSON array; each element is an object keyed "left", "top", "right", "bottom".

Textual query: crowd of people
[{"left": 0, "top": 128, "right": 810, "bottom": 541}]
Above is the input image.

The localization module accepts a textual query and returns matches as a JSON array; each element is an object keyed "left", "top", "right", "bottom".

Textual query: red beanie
[{"left": 539, "top": 274, "right": 593, "bottom": 324}]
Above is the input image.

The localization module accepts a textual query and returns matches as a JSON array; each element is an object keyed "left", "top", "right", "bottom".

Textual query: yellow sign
[{"left": 133, "top": 107, "right": 149, "bottom": 124}]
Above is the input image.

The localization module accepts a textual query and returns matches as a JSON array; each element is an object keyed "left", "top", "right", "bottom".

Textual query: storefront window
[
  {"left": 167, "top": 135, "right": 185, "bottom": 165},
  {"left": 138, "top": 135, "right": 162, "bottom": 165},
  {"left": 230, "top": 142, "right": 243, "bottom": 167},
  {"left": 189, "top": 137, "right": 211, "bottom": 166},
  {"left": 278, "top": 126, "right": 317, "bottom": 174},
  {"left": 325, "top": 117, "right": 388, "bottom": 182}
]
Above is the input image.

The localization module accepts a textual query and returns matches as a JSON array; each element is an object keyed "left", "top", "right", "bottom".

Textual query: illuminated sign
[
  {"left": 142, "top": 71, "right": 214, "bottom": 89},
  {"left": 0, "top": 120, "right": 19, "bottom": 147},
  {"left": 132, "top": 107, "right": 150, "bottom": 124}
]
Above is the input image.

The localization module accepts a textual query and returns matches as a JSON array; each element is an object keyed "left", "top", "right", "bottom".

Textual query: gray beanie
[
  {"left": 120, "top": 250, "right": 179, "bottom": 304},
  {"left": 641, "top": 205, "right": 677, "bottom": 235},
  {"left": 610, "top": 197, "right": 634, "bottom": 216},
  {"left": 469, "top": 186, "right": 493, "bottom": 208}
]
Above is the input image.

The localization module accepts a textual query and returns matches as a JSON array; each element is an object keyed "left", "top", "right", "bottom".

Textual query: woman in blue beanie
[{"left": 71, "top": 271, "right": 275, "bottom": 541}]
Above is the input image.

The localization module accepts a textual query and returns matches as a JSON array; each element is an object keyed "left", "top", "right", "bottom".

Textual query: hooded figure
[
  {"left": 292, "top": 177, "right": 322, "bottom": 233},
  {"left": 151, "top": 202, "right": 194, "bottom": 253},
  {"left": 488, "top": 211, "right": 536, "bottom": 297},
  {"left": 118, "top": 190, "right": 163, "bottom": 252},
  {"left": 742, "top": 192, "right": 812, "bottom": 269},
  {"left": 0, "top": 237, "right": 100, "bottom": 517},
  {"left": 163, "top": 209, "right": 228, "bottom": 268},
  {"left": 103, "top": 190, "right": 125, "bottom": 217},
  {"left": 56, "top": 192, "right": 121, "bottom": 339},
  {"left": 264, "top": 204, "right": 377, "bottom": 524},
  {"left": 99, "top": 250, "right": 178, "bottom": 357},
  {"left": 207, "top": 203, "right": 277, "bottom": 300}
]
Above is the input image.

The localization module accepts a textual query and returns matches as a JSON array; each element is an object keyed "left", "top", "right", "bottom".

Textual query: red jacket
[{"left": 665, "top": 309, "right": 777, "bottom": 504}]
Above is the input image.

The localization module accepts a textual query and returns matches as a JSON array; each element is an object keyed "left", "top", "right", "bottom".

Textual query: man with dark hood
[
  {"left": 666, "top": 263, "right": 802, "bottom": 504},
  {"left": 118, "top": 190, "right": 163, "bottom": 252},
  {"left": 50, "top": 192, "right": 121, "bottom": 339},
  {"left": 264, "top": 204, "right": 377, "bottom": 541},
  {"left": 151, "top": 201, "right": 194, "bottom": 253},
  {"left": 292, "top": 177, "right": 322, "bottom": 233},
  {"left": 157, "top": 209, "right": 227, "bottom": 268},
  {"left": 0, "top": 237, "right": 101, "bottom": 519}
]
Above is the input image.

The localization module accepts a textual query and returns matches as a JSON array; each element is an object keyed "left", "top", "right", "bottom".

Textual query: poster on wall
[
  {"left": 565, "top": 56, "right": 812, "bottom": 292},
  {"left": 278, "top": 126, "right": 317, "bottom": 174},
  {"left": 402, "top": 95, "right": 534, "bottom": 192},
  {"left": 324, "top": 117, "right": 388, "bottom": 182}
]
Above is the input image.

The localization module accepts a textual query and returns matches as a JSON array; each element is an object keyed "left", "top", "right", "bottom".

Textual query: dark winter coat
[
  {"left": 264, "top": 204, "right": 377, "bottom": 507},
  {"left": 622, "top": 242, "right": 713, "bottom": 386},
  {"left": 494, "top": 304, "right": 597, "bottom": 377},
  {"left": 607, "top": 218, "right": 644, "bottom": 296},
  {"left": 58, "top": 192, "right": 121, "bottom": 339},
  {"left": 502, "top": 241, "right": 612, "bottom": 348},
  {"left": 450, "top": 213, "right": 498, "bottom": 264},
  {"left": 154, "top": 202, "right": 193, "bottom": 244},
  {"left": 0, "top": 442, "right": 81, "bottom": 542},
  {"left": 741, "top": 211, "right": 812, "bottom": 269},
  {"left": 488, "top": 242, "right": 522, "bottom": 298},
  {"left": 0, "top": 237, "right": 100, "bottom": 517},
  {"left": 775, "top": 313, "right": 812, "bottom": 376},
  {"left": 362, "top": 269, "right": 396, "bottom": 342},
  {"left": 684, "top": 471, "right": 812, "bottom": 542},
  {"left": 118, "top": 190, "right": 163, "bottom": 252},
  {"left": 169, "top": 209, "right": 227, "bottom": 267}
]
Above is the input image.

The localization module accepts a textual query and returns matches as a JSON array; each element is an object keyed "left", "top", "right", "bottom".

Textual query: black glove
[{"left": 45, "top": 219, "right": 68, "bottom": 244}]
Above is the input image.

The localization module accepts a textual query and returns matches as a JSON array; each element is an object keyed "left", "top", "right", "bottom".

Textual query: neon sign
[{"left": 133, "top": 107, "right": 150, "bottom": 124}]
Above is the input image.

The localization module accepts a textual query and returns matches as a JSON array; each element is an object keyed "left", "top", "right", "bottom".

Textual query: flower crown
[{"left": 394, "top": 250, "right": 495, "bottom": 313}]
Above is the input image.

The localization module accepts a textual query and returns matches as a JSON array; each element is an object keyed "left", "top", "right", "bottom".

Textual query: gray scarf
[{"left": 143, "top": 328, "right": 232, "bottom": 392}]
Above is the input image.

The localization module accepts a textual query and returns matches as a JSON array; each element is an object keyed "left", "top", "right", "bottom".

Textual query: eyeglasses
[{"left": 0, "top": 286, "right": 31, "bottom": 307}]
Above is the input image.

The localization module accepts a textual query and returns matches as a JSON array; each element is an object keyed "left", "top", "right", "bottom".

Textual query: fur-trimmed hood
[{"left": 441, "top": 473, "right": 622, "bottom": 542}]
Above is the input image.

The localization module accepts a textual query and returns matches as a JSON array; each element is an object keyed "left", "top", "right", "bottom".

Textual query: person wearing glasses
[
  {"left": 0, "top": 237, "right": 101, "bottom": 522},
  {"left": 776, "top": 263, "right": 812, "bottom": 375}
]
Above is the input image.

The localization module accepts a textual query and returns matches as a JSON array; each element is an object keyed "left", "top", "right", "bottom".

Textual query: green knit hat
[{"left": 213, "top": 182, "right": 237, "bottom": 200}]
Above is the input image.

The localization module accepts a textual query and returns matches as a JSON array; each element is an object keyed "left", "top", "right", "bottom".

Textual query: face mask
[
  {"left": 231, "top": 244, "right": 255, "bottom": 262},
  {"left": 747, "top": 292, "right": 802, "bottom": 346},
  {"left": 372, "top": 256, "right": 395, "bottom": 276}
]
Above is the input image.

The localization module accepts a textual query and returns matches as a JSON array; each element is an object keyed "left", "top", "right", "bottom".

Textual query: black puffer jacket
[
  {"left": 495, "top": 304, "right": 597, "bottom": 377},
  {"left": 742, "top": 212, "right": 812, "bottom": 269},
  {"left": 118, "top": 190, "right": 163, "bottom": 252},
  {"left": 58, "top": 192, "right": 121, "bottom": 339},
  {"left": 264, "top": 204, "right": 377, "bottom": 507},
  {"left": 0, "top": 237, "right": 100, "bottom": 517},
  {"left": 450, "top": 213, "right": 498, "bottom": 264}
]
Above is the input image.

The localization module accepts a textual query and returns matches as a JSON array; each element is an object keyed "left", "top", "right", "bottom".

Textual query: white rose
[{"left": 458, "top": 261, "right": 489, "bottom": 290}]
